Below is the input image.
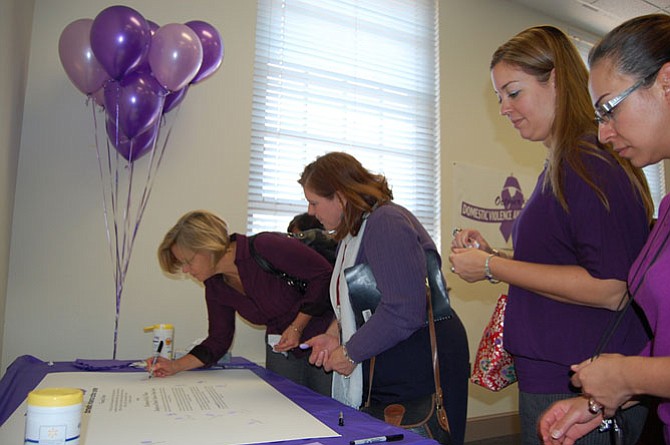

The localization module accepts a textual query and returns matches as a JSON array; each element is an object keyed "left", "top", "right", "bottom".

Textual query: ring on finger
[
  {"left": 452, "top": 227, "right": 462, "bottom": 237},
  {"left": 588, "top": 398, "right": 603, "bottom": 414}
]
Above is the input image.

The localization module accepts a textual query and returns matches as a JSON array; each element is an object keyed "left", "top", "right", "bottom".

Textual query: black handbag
[
  {"left": 345, "top": 250, "right": 452, "bottom": 444},
  {"left": 344, "top": 249, "right": 452, "bottom": 327}
]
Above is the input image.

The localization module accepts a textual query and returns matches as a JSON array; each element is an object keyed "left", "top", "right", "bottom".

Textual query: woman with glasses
[
  {"left": 147, "top": 209, "right": 334, "bottom": 396},
  {"left": 540, "top": 14, "right": 670, "bottom": 444},
  {"left": 449, "top": 25, "right": 653, "bottom": 444}
]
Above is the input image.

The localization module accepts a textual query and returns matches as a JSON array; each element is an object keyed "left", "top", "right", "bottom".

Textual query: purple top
[
  {"left": 505, "top": 150, "right": 650, "bottom": 393},
  {"left": 631, "top": 195, "right": 670, "bottom": 441},
  {"left": 190, "top": 232, "right": 334, "bottom": 365},
  {"left": 345, "top": 203, "right": 438, "bottom": 360}
]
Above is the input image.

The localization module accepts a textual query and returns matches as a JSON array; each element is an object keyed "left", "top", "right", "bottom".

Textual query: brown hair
[
  {"left": 157, "top": 210, "right": 230, "bottom": 274},
  {"left": 589, "top": 14, "right": 670, "bottom": 89},
  {"left": 298, "top": 152, "right": 393, "bottom": 241},
  {"left": 491, "top": 25, "right": 652, "bottom": 220}
]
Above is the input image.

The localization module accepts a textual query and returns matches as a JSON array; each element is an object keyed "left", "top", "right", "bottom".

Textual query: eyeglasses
[
  {"left": 177, "top": 251, "right": 197, "bottom": 268},
  {"left": 594, "top": 77, "right": 646, "bottom": 125}
]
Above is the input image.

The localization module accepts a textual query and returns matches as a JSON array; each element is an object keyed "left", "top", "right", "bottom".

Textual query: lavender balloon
[
  {"left": 104, "top": 71, "right": 165, "bottom": 139},
  {"left": 90, "top": 5, "right": 151, "bottom": 79},
  {"left": 58, "top": 18, "right": 110, "bottom": 95},
  {"left": 185, "top": 20, "right": 224, "bottom": 84},
  {"left": 149, "top": 23, "right": 203, "bottom": 92}
]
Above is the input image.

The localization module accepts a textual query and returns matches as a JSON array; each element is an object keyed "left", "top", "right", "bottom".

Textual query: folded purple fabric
[{"left": 72, "top": 359, "right": 135, "bottom": 371}]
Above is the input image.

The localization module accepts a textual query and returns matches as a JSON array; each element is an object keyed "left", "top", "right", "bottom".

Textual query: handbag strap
[
  {"left": 593, "top": 210, "right": 670, "bottom": 358},
  {"left": 425, "top": 278, "right": 450, "bottom": 432},
  {"left": 364, "top": 278, "right": 450, "bottom": 433}
]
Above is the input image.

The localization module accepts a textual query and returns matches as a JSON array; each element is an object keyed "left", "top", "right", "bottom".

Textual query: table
[{"left": 0, "top": 355, "right": 438, "bottom": 445}]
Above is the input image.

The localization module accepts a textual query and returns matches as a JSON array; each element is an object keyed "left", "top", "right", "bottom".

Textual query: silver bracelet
[
  {"left": 341, "top": 344, "right": 356, "bottom": 366},
  {"left": 484, "top": 253, "right": 500, "bottom": 284}
]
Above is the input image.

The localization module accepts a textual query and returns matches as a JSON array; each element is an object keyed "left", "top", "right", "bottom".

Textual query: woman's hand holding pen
[
  {"left": 304, "top": 333, "right": 339, "bottom": 368},
  {"left": 144, "top": 356, "right": 175, "bottom": 378},
  {"left": 144, "top": 354, "right": 204, "bottom": 378}
]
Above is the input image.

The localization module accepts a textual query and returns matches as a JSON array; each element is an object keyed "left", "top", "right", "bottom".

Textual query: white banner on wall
[{"left": 452, "top": 162, "right": 536, "bottom": 251}]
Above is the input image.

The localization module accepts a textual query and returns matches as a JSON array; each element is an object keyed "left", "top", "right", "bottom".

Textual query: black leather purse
[
  {"left": 343, "top": 249, "right": 452, "bottom": 327},
  {"left": 344, "top": 251, "right": 452, "bottom": 444}
]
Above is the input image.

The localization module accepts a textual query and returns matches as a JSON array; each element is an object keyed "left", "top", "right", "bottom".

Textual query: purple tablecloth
[{"left": 0, "top": 355, "right": 437, "bottom": 445}]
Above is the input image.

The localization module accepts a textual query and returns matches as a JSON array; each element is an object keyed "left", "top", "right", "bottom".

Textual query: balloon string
[
  {"left": 123, "top": 99, "right": 175, "bottom": 280},
  {"left": 133, "top": 100, "right": 177, "bottom": 240},
  {"left": 92, "top": 92, "right": 180, "bottom": 360},
  {"left": 92, "top": 98, "right": 123, "bottom": 359}
]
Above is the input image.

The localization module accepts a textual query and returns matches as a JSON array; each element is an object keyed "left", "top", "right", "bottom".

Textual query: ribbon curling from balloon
[{"left": 59, "top": 4, "right": 223, "bottom": 359}]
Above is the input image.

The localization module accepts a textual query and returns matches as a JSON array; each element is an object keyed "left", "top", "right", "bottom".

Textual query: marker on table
[
  {"left": 148, "top": 340, "right": 164, "bottom": 379},
  {"left": 349, "top": 434, "right": 403, "bottom": 445},
  {"left": 338, "top": 411, "right": 344, "bottom": 426}
]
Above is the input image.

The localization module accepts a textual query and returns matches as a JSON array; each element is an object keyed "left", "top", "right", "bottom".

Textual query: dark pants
[
  {"left": 519, "top": 391, "right": 648, "bottom": 445},
  {"left": 363, "top": 313, "right": 470, "bottom": 445},
  {"left": 265, "top": 344, "right": 332, "bottom": 396}
]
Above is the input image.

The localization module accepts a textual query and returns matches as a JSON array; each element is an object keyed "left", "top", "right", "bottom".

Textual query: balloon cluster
[
  {"left": 58, "top": 5, "right": 223, "bottom": 161},
  {"left": 57, "top": 5, "right": 223, "bottom": 359}
]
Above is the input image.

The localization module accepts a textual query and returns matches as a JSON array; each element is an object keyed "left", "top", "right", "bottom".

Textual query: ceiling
[{"left": 508, "top": 0, "right": 670, "bottom": 36}]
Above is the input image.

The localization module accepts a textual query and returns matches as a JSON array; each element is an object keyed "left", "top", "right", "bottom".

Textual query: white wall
[
  {"left": 2, "top": 0, "right": 263, "bottom": 369},
  {"left": 1, "top": 0, "right": 605, "bottom": 422},
  {"left": 0, "top": 0, "right": 34, "bottom": 366}
]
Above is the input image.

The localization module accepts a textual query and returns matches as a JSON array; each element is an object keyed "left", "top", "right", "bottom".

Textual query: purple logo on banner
[{"left": 460, "top": 175, "right": 525, "bottom": 242}]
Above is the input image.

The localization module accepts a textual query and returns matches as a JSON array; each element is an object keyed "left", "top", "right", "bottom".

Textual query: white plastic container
[
  {"left": 25, "top": 387, "right": 83, "bottom": 445},
  {"left": 144, "top": 323, "right": 174, "bottom": 359}
]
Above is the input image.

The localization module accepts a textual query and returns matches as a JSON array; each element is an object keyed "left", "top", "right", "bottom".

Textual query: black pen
[
  {"left": 350, "top": 434, "right": 403, "bottom": 445},
  {"left": 148, "top": 340, "right": 164, "bottom": 379}
]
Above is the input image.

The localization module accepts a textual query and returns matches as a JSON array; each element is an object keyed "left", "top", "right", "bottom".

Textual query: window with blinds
[
  {"left": 247, "top": 0, "right": 441, "bottom": 243},
  {"left": 570, "top": 33, "right": 667, "bottom": 217}
]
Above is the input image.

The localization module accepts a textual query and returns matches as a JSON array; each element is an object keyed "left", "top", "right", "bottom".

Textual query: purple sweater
[
  {"left": 505, "top": 150, "right": 651, "bottom": 393},
  {"left": 633, "top": 195, "right": 670, "bottom": 441},
  {"left": 190, "top": 232, "right": 334, "bottom": 366},
  {"left": 343, "top": 203, "right": 469, "bottom": 403},
  {"left": 345, "top": 203, "right": 437, "bottom": 360}
]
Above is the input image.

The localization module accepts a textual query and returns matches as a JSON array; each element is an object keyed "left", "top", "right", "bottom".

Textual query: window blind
[
  {"left": 248, "top": 0, "right": 441, "bottom": 243},
  {"left": 644, "top": 162, "right": 667, "bottom": 218}
]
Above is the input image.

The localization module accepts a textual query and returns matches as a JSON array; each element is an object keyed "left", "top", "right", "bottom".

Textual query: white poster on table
[
  {"left": 0, "top": 369, "right": 339, "bottom": 445},
  {"left": 452, "top": 162, "right": 536, "bottom": 251}
]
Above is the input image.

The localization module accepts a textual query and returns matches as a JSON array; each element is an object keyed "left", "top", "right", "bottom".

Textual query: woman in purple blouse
[
  {"left": 449, "top": 26, "right": 654, "bottom": 444},
  {"left": 300, "top": 152, "right": 470, "bottom": 445},
  {"left": 147, "top": 210, "right": 334, "bottom": 396},
  {"left": 540, "top": 14, "right": 670, "bottom": 444}
]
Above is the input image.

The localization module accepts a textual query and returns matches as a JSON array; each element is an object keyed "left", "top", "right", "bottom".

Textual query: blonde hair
[
  {"left": 158, "top": 210, "right": 230, "bottom": 274},
  {"left": 491, "top": 25, "right": 653, "bottom": 220}
]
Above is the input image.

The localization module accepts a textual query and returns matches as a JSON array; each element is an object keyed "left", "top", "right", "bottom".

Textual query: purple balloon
[
  {"left": 90, "top": 5, "right": 152, "bottom": 79},
  {"left": 58, "top": 18, "right": 110, "bottom": 94},
  {"left": 148, "top": 23, "right": 203, "bottom": 91},
  {"left": 106, "top": 118, "right": 159, "bottom": 162},
  {"left": 104, "top": 71, "right": 166, "bottom": 139},
  {"left": 185, "top": 21, "right": 224, "bottom": 84},
  {"left": 163, "top": 86, "right": 189, "bottom": 114},
  {"left": 134, "top": 20, "right": 161, "bottom": 73}
]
